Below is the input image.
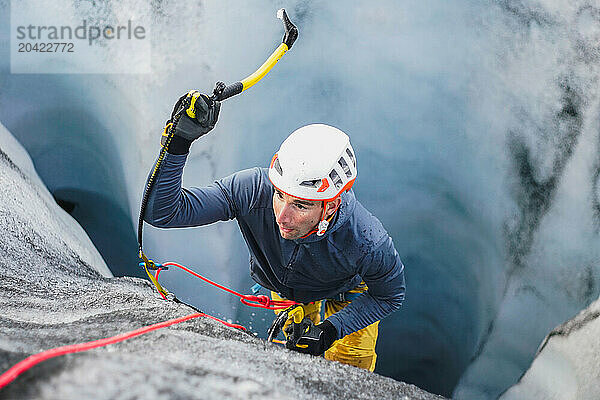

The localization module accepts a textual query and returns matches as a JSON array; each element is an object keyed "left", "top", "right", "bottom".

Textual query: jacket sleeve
[
  {"left": 326, "top": 236, "right": 406, "bottom": 338},
  {"left": 143, "top": 152, "right": 263, "bottom": 228}
]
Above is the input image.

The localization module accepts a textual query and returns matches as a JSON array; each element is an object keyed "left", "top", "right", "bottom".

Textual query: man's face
[{"left": 272, "top": 189, "right": 324, "bottom": 240}]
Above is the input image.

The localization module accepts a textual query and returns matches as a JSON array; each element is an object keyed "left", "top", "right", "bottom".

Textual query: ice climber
[{"left": 143, "top": 91, "right": 406, "bottom": 371}]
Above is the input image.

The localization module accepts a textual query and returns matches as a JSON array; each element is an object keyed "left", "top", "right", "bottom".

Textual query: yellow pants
[{"left": 271, "top": 284, "right": 379, "bottom": 372}]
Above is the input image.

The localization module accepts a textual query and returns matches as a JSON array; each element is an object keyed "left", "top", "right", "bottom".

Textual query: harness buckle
[{"left": 138, "top": 261, "right": 166, "bottom": 271}]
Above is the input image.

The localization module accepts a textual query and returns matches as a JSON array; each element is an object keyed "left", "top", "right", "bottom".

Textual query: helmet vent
[
  {"left": 346, "top": 148, "right": 355, "bottom": 167},
  {"left": 338, "top": 157, "right": 352, "bottom": 178},
  {"left": 300, "top": 179, "right": 320, "bottom": 188},
  {"left": 329, "top": 169, "right": 343, "bottom": 189},
  {"left": 273, "top": 158, "right": 283, "bottom": 175}
]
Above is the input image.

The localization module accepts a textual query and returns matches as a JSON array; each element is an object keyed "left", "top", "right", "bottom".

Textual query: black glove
[
  {"left": 162, "top": 91, "right": 221, "bottom": 154},
  {"left": 285, "top": 318, "right": 338, "bottom": 356}
]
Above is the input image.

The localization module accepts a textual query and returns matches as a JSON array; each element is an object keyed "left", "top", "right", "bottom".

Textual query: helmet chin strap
[
  {"left": 298, "top": 199, "right": 339, "bottom": 239},
  {"left": 316, "top": 200, "right": 332, "bottom": 236}
]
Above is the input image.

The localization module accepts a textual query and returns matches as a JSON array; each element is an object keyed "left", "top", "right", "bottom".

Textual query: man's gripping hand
[
  {"left": 162, "top": 90, "right": 221, "bottom": 154},
  {"left": 285, "top": 318, "right": 338, "bottom": 356}
]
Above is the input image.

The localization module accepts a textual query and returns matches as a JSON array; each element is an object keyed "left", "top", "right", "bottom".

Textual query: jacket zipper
[
  {"left": 282, "top": 245, "right": 299, "bottom": 286},
  {"left": 286, "top": 245, "right": 299, "bottom": 270}
]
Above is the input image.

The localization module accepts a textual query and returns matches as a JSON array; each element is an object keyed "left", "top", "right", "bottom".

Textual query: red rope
[
  {"left": 0, "top": 262, "right": 298, "bottom": 389},
  {"left": 158, "top": 262, "right": 298, "bottom": 310},
  {"left": 0, "top": 312, "right": 245, "bottom": 390}
]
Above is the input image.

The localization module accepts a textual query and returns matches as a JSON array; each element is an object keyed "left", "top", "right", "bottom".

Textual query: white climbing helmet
[{"left": 268, "top": 123, "right": 357, "bottom": 202}]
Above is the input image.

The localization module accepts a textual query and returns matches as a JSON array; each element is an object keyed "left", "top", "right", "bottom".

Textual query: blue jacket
[{"left": 144, "top": 152, "right": 406, "bottom": 338}]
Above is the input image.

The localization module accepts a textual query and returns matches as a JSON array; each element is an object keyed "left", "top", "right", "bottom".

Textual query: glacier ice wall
[
  {"left": 1, "top": 0, "right": 599, "bottom": 398},
  {"left": 452, "top": 1, "right": 600, "bottom": 398},
  {"left": 500, "top": 297, "right": 600, "bottom": 400},
  {"left": 0, "top": 121, "right": 111, "bottom": 278}
]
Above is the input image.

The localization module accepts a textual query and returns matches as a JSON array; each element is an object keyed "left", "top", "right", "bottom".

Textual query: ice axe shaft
[{"left": 209, "top": 8, "right": 298, "bottom": 103}]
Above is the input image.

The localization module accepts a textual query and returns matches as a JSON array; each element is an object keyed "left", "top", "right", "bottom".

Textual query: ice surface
[
  {"left": 500, "top": 297, "right": 600, "bottom": 400},
  {"left": 0, "top": 122, "right": 111, "bottom": 278}
]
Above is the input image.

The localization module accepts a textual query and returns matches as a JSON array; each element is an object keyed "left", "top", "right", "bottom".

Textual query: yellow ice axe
[{"left": 208, "top": 8, "right": 298, "bottom": 103}]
